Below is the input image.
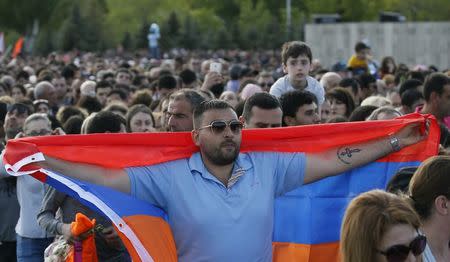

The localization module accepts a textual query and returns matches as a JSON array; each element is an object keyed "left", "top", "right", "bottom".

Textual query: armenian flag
[{"left": 4, "top": 114, "right": 439, "bottom": 261}]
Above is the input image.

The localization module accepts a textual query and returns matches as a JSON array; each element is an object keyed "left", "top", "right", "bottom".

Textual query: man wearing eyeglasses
[
  {"left": 256, "top": 71, "right": 275, "bottom": 92},
  {"left": 40, "top": 100, "right": 426, "bottom": 262}
]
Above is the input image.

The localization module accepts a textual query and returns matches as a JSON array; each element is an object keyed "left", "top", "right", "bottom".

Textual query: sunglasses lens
[
  {"left": 229, "top": 122, "right": 243, "bottom": 133},
  {"left": 385, "top": 246, "right": 410, "bottom": 262},
  {"left": 410, "top": 235, "right": 427, "bottom": 256},
  {"left": 211, "top": 121, "right": 227, "bottom": 133}
]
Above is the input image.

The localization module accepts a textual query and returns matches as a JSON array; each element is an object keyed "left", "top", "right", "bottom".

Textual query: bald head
[
  {"left": 320, "top": 72, "right": 342, "bottom": 90},
  {"left": 34, "top": 81, "right": 57, "bottom": 106}
]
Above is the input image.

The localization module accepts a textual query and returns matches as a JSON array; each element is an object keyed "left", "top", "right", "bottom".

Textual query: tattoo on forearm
[{"left": 337, "top": 147, "right": 362, "bottom": 165}]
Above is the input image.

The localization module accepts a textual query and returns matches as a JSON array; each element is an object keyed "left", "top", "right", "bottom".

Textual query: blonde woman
[{"left": 341, "top": 190, "right": 426, "bottom": 262}]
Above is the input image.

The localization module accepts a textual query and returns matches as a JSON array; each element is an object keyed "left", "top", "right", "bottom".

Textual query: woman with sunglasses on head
[
  {"left": 341, "top": 189, "right": 426, "bottom": 262},
  {"left": 408, "top": 156, "right": 450, "bottom": 262}
]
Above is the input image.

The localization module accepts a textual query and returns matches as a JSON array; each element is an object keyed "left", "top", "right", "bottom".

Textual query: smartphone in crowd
[{"left": 209, "top": 62, "right": 222, "bottom": 73}]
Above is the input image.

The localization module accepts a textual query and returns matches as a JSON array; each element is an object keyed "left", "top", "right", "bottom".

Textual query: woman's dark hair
[
  {"left": 326, "top": 87, "right": 356, "bottom": 118},
  {"left": 380, "top": 56, "right": 397, "bottom": 75},
  {"left": 349, "top": 105, "right": 378, "bottom": 122}
]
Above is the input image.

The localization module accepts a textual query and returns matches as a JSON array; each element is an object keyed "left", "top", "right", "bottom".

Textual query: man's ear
[
  {"left": 283, "top": 116, "right": 295, "bottom": 126},
  {"left": 191, "top": 130, "right": 200, "bottom": 146},
  {"left": 239, "top": 115, "right": 246, "bottom": 125},
  {"left": 282, "top": 63, "right": 288, "bottom": 74}
]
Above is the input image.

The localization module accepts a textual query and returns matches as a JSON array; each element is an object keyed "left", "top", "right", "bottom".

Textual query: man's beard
[
  {"left": 205, "top": 141, "right": 240, "bottom": 166},
  {"left": 5, "top": 127, "right": 21, "bottom": 140}
]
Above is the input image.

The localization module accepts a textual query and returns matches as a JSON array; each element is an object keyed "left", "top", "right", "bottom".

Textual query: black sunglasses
[
  {"left": 197, "top": 120, "right": 243, "bottom": 135},
  {"left": 377, "top": 234, "right": 426, "bottom": 262}
]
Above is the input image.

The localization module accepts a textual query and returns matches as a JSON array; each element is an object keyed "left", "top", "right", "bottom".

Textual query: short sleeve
[
  {"left": 269, "top": 85, "right": 283, "bottom": 98},
  {"left": 273, "top": 152, "right": 306, "bottom": 196},
  {"left": 316, "top": 84, "right": 325, "bottom": 105},
  {"left": 125, "top": 163, "right": 173, "bottom": 210}
]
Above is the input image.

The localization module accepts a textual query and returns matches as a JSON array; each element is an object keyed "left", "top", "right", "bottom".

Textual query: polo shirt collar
[{"left": 188, "top": 152, "right": 252, "bottom": 179}]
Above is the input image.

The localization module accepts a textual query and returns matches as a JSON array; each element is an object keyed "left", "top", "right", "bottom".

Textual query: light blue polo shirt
[{"left": 126, "top": 151, "right": 306, "bottom": 262}]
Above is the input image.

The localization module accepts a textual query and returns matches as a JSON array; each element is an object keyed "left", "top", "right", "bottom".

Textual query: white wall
[{"left": 305, "top": 22, "right": 450, "bottom": 70}]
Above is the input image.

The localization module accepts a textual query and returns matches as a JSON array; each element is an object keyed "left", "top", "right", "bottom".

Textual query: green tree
[
  {"left": 0, "top": 0, "right": 59, "bottom": 34},
  {"left": 59, "top": 4, "right": 84, "bottom": 51},
  {"left": 180, "top": 15, "right": 199, "bottom": 49},
  {"left": 121, "top": 32, "right": 132, "bottom": 50},
  {"left": 163, "top": 11, "right": 181, "bottom": 48},
  {"left": 135, "top": 20, "right": 150, "bottom": 49},
  {"left": 237, "top": 0, "right": 273, "bottom": 49}
]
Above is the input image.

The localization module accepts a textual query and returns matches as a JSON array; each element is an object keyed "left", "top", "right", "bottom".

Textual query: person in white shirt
[{"left": 270, "top": 41, "right": 325, "bottom": 107}]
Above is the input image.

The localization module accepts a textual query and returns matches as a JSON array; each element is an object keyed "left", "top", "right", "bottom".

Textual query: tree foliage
[{"left": 0, "top": 0, "right": 447, "bottom": 54}]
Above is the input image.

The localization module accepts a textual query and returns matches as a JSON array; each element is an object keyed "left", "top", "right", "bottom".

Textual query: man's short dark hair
[
  {"left": 61, "top": 64, "right": 76, "bottom": 80},
  {"left": 77, "top": 96, "right": 103, "bottom": 114},
  {"left": 348, "top": 105, "right": 378, "bottom": 122},
  {"left": 423, "top": 73, "right": 449, "bottom": 102},
  {"left": 86, "top": 111, "right": 126, "bottom": 134},
  {"left": 16, "top": 70, "right": 30, "bottom": 81},
  {"left": 115, "top": 68, "right": 132, "bottom": 78},
  {"left": 193, "top": 100, "right": 234, "bottom": 129},
  {"left": 357, "top": 73, "right": 376, "bottom": 89},
  {"left": 179, "top": 69, "right": 197, "bottom": 85},
  {"left": 170, "top": 89, "right": 205, "bottom": 113},
  {"left": 107, "top": 89, "right": 128, "bottom": 101},
  {"left": 63, "top": 115, "right": 84, "bottom": 134},
  {"left": 280, "top": 90, "right": 318, "bottom": 121},
  {"left": 399, "top": 79, "right": 423, "bottom": 96},
  {"left": 407, "top": 71, "right": 425, "bottom": 83},
  {"left": 354, "top": 42, "right": 370, "bottom": 53},
  {"left": 339, "top": 78, "right": 359, "bottom": 96},
  {"left": 158, "top": 75, "right": 177, "bottom": 90},
  {"left": 56, "top": 106, "right": 86, "bottom": 125},
  {"left": 242, "top": 93, "right": 280, "bottom": 121},
  {"left": 96, "top": 81, "right": 113, "bottom": 92},
  {"left": 401, "top": 89, "right": 424, "bottom": 108},
  {"left": 229, "top": 65, "right": 241, "bottom": 80},
  {"left": 133, "top": 75, "right": 148, "bottom": 87},
  {"left": 281, "top": 41, "right": 312, "bottom": 65}
]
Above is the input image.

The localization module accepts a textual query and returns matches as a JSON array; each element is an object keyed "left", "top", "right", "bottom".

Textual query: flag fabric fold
[
  {"left": 4, "top": 114, "right": 439, "bottom": 261},
  {"left": 12, "top": 37, "right": 24, "bottom": 58}
]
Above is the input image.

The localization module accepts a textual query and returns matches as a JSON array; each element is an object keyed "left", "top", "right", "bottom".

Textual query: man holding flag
[{"left": 35, "top": 99, "right": 428, "bottom": 261}]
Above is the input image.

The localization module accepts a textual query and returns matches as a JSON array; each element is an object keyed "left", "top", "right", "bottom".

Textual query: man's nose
[{"left": 222, "top": 125, "right": 234, "bottom": 137}]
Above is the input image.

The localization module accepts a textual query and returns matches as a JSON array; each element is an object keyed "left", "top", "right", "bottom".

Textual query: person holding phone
[{"left": 201, "top": 62, "right": 225, "bottom": 98}]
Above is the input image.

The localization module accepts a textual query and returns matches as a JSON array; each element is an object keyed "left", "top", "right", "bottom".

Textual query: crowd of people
[{"left": 0, "top": 39, "right": 448, "bottom": 261}]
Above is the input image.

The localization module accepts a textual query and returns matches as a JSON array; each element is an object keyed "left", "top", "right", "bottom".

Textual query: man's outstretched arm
[
  {"left": 304, "top": 122, "right": 428, "bottom": 184},
  {"left": 40, "top": 156, "right": 130, "bottom": 194}
]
